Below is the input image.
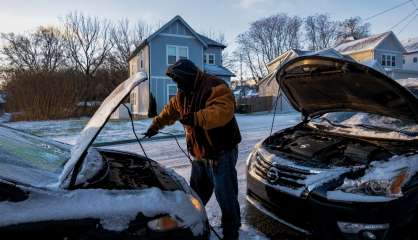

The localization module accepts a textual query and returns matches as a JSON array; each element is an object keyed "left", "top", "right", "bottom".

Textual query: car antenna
[{"left": 122, "top": 104, "right": 222, "bottom": 240}]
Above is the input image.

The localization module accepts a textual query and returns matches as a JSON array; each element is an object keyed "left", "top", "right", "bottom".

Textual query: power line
[
  {"left": 365, "top": 0, "right": 412, "bottom": 21},
  {"left": 398, "top": 14, "right": 418, "bottom": 34},
  {"left": 390, "top": 9, "right": 418, "bottom": 30}
]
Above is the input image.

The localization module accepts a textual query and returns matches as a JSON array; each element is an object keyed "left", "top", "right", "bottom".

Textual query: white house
[{"left": 402, "top": 37, "right": 418, "bottom": 71}]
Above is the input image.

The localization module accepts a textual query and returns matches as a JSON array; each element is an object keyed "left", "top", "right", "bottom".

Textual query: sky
[{"left": 0, "top": 0, "right": 417, "bottom": 50}]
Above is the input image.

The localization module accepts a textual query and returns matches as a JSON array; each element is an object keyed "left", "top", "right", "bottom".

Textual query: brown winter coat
[{"left": 149, "top": 71, "right": 241, "bottom": 160}]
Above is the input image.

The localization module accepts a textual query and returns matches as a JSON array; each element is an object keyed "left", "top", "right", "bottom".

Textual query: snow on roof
[
  {"left": 204, "top": 64, "right": 235, "bottom": 77},
  {"left": 334, "top": 32, "right": 391, "bottom": 54},
  {"left": 401, "top": 37, "right": 418, "bottom": 53}
]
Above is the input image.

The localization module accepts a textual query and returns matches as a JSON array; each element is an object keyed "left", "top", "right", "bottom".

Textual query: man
[{"left": 144, "top": 59, "right": 241, "bottom": 239}]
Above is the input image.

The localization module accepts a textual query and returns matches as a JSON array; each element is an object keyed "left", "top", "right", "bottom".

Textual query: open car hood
[
  {"left": 276, "top": 56, "right": 418, "bottom": 122},
  {"left": 58, "top": 72, "right": 148, "bottom": 188}
]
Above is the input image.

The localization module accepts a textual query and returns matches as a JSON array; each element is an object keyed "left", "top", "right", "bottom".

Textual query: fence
[{"left": 235, "top": 95, "right": 295, "bottom": 113}]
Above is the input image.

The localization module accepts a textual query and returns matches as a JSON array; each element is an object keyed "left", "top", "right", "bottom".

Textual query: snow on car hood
[
  {"left": 58, "top": 72, "right": 148, "bottom": 188},
  {"left": 0, "top": 186, "right": 206, "bottom": 236},
  {"left": 276, "top": 55, "right": 418, "bottom": 122}
]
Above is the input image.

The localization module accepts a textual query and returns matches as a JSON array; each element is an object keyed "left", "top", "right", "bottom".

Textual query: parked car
[
  {"left": 246, "top": 55, "right": 418, "bottom": 240},
  {"left": 0, "top": 72, "right": 209, "bottom": 239}
]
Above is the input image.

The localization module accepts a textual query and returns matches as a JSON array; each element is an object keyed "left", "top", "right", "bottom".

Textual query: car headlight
[
  {"left": 338, "top": 168, "right": 409, "bottom": 197},
  {"left": 148, "top": 215, "right": 180, "bottom": 232}
]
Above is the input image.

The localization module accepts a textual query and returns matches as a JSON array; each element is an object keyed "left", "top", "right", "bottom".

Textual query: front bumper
[{"left": 247, "top": 171, "right": 417, "bottom": 240}]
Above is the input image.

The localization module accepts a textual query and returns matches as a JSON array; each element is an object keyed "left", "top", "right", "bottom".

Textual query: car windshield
[
  {"left": 0, "top": 126, "right": 70, "bottom": 185},
  {"left": 310, "top": 112, "right": 418, "bottom": 139}
]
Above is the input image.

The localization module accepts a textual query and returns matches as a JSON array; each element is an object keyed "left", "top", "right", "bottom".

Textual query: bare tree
[
  {"left": 305, "top": 14, "right": 337, "bottom": 50},
  {"left": 336, "top": 17, "right": 370, "bottom": 43},
  {"left": 63, "top": 12, "right": 113, "bottom": 101},
  {"left": 108, "top": 18, "right": 151, "bottom": 73},
  {"left": 1, "top": 26, "right": 66, "bottom": 72},
  {"left": 236, "top": 13, "right": 303, "bottom": 81}
]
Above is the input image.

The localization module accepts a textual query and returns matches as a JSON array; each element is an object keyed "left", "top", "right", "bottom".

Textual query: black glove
[
  {"left": 180, "top": 112, "right": 195, "bottom": 126},
  {"left": 144, "top": 126, "right": 158, "bottom": 138}
]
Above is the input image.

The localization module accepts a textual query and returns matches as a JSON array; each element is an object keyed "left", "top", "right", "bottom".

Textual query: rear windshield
[{"left": 0, "top": 126, "right": 70, "bottom": 184}]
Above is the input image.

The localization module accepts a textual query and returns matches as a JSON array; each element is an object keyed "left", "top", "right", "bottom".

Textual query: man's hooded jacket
[{"left": 149, "top": 60, "right": 241, "bottom": 160}]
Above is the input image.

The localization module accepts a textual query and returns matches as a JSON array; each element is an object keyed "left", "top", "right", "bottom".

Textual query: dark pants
[{"left": 190, "top": 146, "right": 241, "bottom": 238}]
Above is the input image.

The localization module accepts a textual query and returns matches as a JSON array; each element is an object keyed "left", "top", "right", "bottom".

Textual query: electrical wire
[
  {"left": 365, "top": 0, "right": 413, "bottom": 21},
  {"left": 398, "top": 14, "right": 418, "bottom": 34},
  {"left": 122, "top": 105, "right": 222, "bottom": 240},
  {"left": 390, "top": 9, "right": 418, "bottom": 30}
]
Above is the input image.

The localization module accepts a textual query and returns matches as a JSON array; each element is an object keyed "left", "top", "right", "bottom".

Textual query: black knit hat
[{"left": 166, "top": 59, "right": 199, "bottom": 93}]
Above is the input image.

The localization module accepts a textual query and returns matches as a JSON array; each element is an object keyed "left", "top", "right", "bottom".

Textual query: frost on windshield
[
  {"left": 332, "top": 154, "right": 418, "bottom": 199},
  {"left": 0, "top": 187, "right": 207, "bottom": 236}
]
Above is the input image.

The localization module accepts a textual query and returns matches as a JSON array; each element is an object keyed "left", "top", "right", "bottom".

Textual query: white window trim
[
  {"left": 204, "top": 53, "right": 216, "bottom": 65},
  {"left": 166, "top": 45, "right": 189, "bottom": 66},
  {"left": 381, "top": 53, "right": 397, "bottom": 67},
  {"left": 167, "top": 83, "right": 177, "bottom": 102}
]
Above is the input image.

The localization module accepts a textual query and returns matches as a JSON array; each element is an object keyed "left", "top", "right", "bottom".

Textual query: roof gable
[
  {"left": 334, "top": 32, "right": 393, "bottom": 54},
  {"left": 375, "top": 31, "right": 406, "bottom": 53},
  {"left": 147, "top": 15, "right": 207, "bottom": 47}
]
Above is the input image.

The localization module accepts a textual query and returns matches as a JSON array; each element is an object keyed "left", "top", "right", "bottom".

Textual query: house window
[
  {"left": 167, "top": 45, "right": 189, "bottom": 65},
  {"left": 381, "top": 54, "right": 396, "bottom": 67},
  {"left": 204, "top": 53, "right": 215, "bottom": 65},
  {"left": 167, "top": 84, "right": 177, "bottom": 101},
  {"left": 140, "top": 53, "right": 144, "bottom": 69},
  {"left": 414, "top": 57, "right": 418, "bottom": 63}
]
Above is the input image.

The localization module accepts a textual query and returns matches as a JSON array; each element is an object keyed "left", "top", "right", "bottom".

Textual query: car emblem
[{"left": 267, "top": 167, "right": 280, "bottom": 183}]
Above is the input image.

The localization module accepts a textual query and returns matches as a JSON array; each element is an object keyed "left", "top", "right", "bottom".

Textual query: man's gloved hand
[
  {"left": 144, "top": 126, "right": 159, "bottom": 138},
  {"left": 180, "top": 112, "right": 195, "bottom": 126}
]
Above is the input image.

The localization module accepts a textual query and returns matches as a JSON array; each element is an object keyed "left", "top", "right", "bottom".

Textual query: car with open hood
[
  {"left": 0, "top": 72, "right": 209, "bottom": 239},
  {"left": 246, "top": 54, "right": 418, "bottom": 240}
]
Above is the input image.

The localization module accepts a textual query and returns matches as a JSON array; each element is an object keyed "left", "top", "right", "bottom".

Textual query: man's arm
[
  {"left": 150, "top": 96, "right": 181, "bottom": 130},
  {"left": 194, "top": 84, "right": 235, "bottom": 130}
]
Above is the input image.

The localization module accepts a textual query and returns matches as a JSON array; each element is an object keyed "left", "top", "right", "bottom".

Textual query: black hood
[
  {"left": 166, "top": 59, "right": 199, "bottom": 93},
  {"left": 276, "top": 56, "right": 418, "bottom": 122}
]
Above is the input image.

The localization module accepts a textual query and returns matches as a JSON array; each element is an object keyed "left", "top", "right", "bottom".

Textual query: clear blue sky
[{"left": 1, "top": 0, "right": 417, "bottom": 49}]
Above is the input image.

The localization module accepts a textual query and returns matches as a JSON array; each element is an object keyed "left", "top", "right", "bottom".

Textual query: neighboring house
[
  {"left": 128, "top": 15, "right": 234, "bottom": 117},
  {"left": 334, "top": 31, "right": 418, "bottom": 79},
  {"left": 257, "top": 48, "right": 352, "bottom": 113},
  {"left": 401, "top": 37, "right": 418, "bottom": 71}
]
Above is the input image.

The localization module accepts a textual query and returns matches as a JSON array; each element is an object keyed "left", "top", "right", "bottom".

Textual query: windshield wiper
[{"left": 355, "top": 124, "right": 418, "bottom": 137}]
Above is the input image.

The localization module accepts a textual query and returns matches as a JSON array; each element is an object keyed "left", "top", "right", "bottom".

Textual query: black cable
[
  {"left": 269, "top": 93, "right": 280, "bottom": 137},
  {"left": 123, "top": 104, "right": 149, "bottom": 160},
  {"left": 121, "top": 108, "right": 222, "bottom": 240},
  {"left": 157, "top": 130, "right": 222, "bottom": 240},
  {"left": 365, "top": 0, "right": 412, "bottom": 21}
]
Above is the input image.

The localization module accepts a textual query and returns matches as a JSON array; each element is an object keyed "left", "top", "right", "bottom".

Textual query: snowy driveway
[{"left": 7, "top": 112, "right": 307, "bottom": 239}]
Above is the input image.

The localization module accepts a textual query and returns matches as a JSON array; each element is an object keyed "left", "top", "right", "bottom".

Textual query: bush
[{"left": 5, "top": 70, "right": 82, "bottom": 121}]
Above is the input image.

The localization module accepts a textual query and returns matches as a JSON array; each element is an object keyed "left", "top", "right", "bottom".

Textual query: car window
[{"left": 0, "top": 126, "right": 70, "bottom": 184}]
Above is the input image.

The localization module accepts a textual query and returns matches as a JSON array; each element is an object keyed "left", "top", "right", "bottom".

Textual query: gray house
[{"left": 128, "top": 15, "right": 234, "bottom": 117}]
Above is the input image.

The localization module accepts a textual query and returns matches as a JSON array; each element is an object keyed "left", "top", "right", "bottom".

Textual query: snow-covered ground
[{"left": 6, "top": 112, "right": 304, "bottom": 239}]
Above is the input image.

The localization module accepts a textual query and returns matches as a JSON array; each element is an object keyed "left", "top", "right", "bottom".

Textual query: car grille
[{"left": 253, "top": 153, "right": 314, "bottom": 189}]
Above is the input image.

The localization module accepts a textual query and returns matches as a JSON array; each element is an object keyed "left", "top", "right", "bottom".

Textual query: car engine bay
[
  {"left": 262, "top": 125, "right": 415, "bottom": 168},
  {"left": 85, "top": 150, "right": 181, "bottom": 191}
]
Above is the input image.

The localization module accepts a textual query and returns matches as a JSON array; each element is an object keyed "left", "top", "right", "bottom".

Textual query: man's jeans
[{"left": 190, "top": 146, "right": 241, "bottom": 238}]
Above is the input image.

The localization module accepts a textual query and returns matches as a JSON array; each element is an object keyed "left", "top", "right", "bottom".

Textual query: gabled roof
[
  {"left": 197, "top": 34, "right": 226, "bottom": 48},
  {"left": 128, "top": 15, "right": 214, "bottom": 61},
  {"left": 334, "top": 31, "right": 405, "bottom": 54},
  {"left": 401, "top": 37, "right": 418, "bottom": 54},
  {"left": 204, "top": 64, "right": 235, "bottom": 77}
]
